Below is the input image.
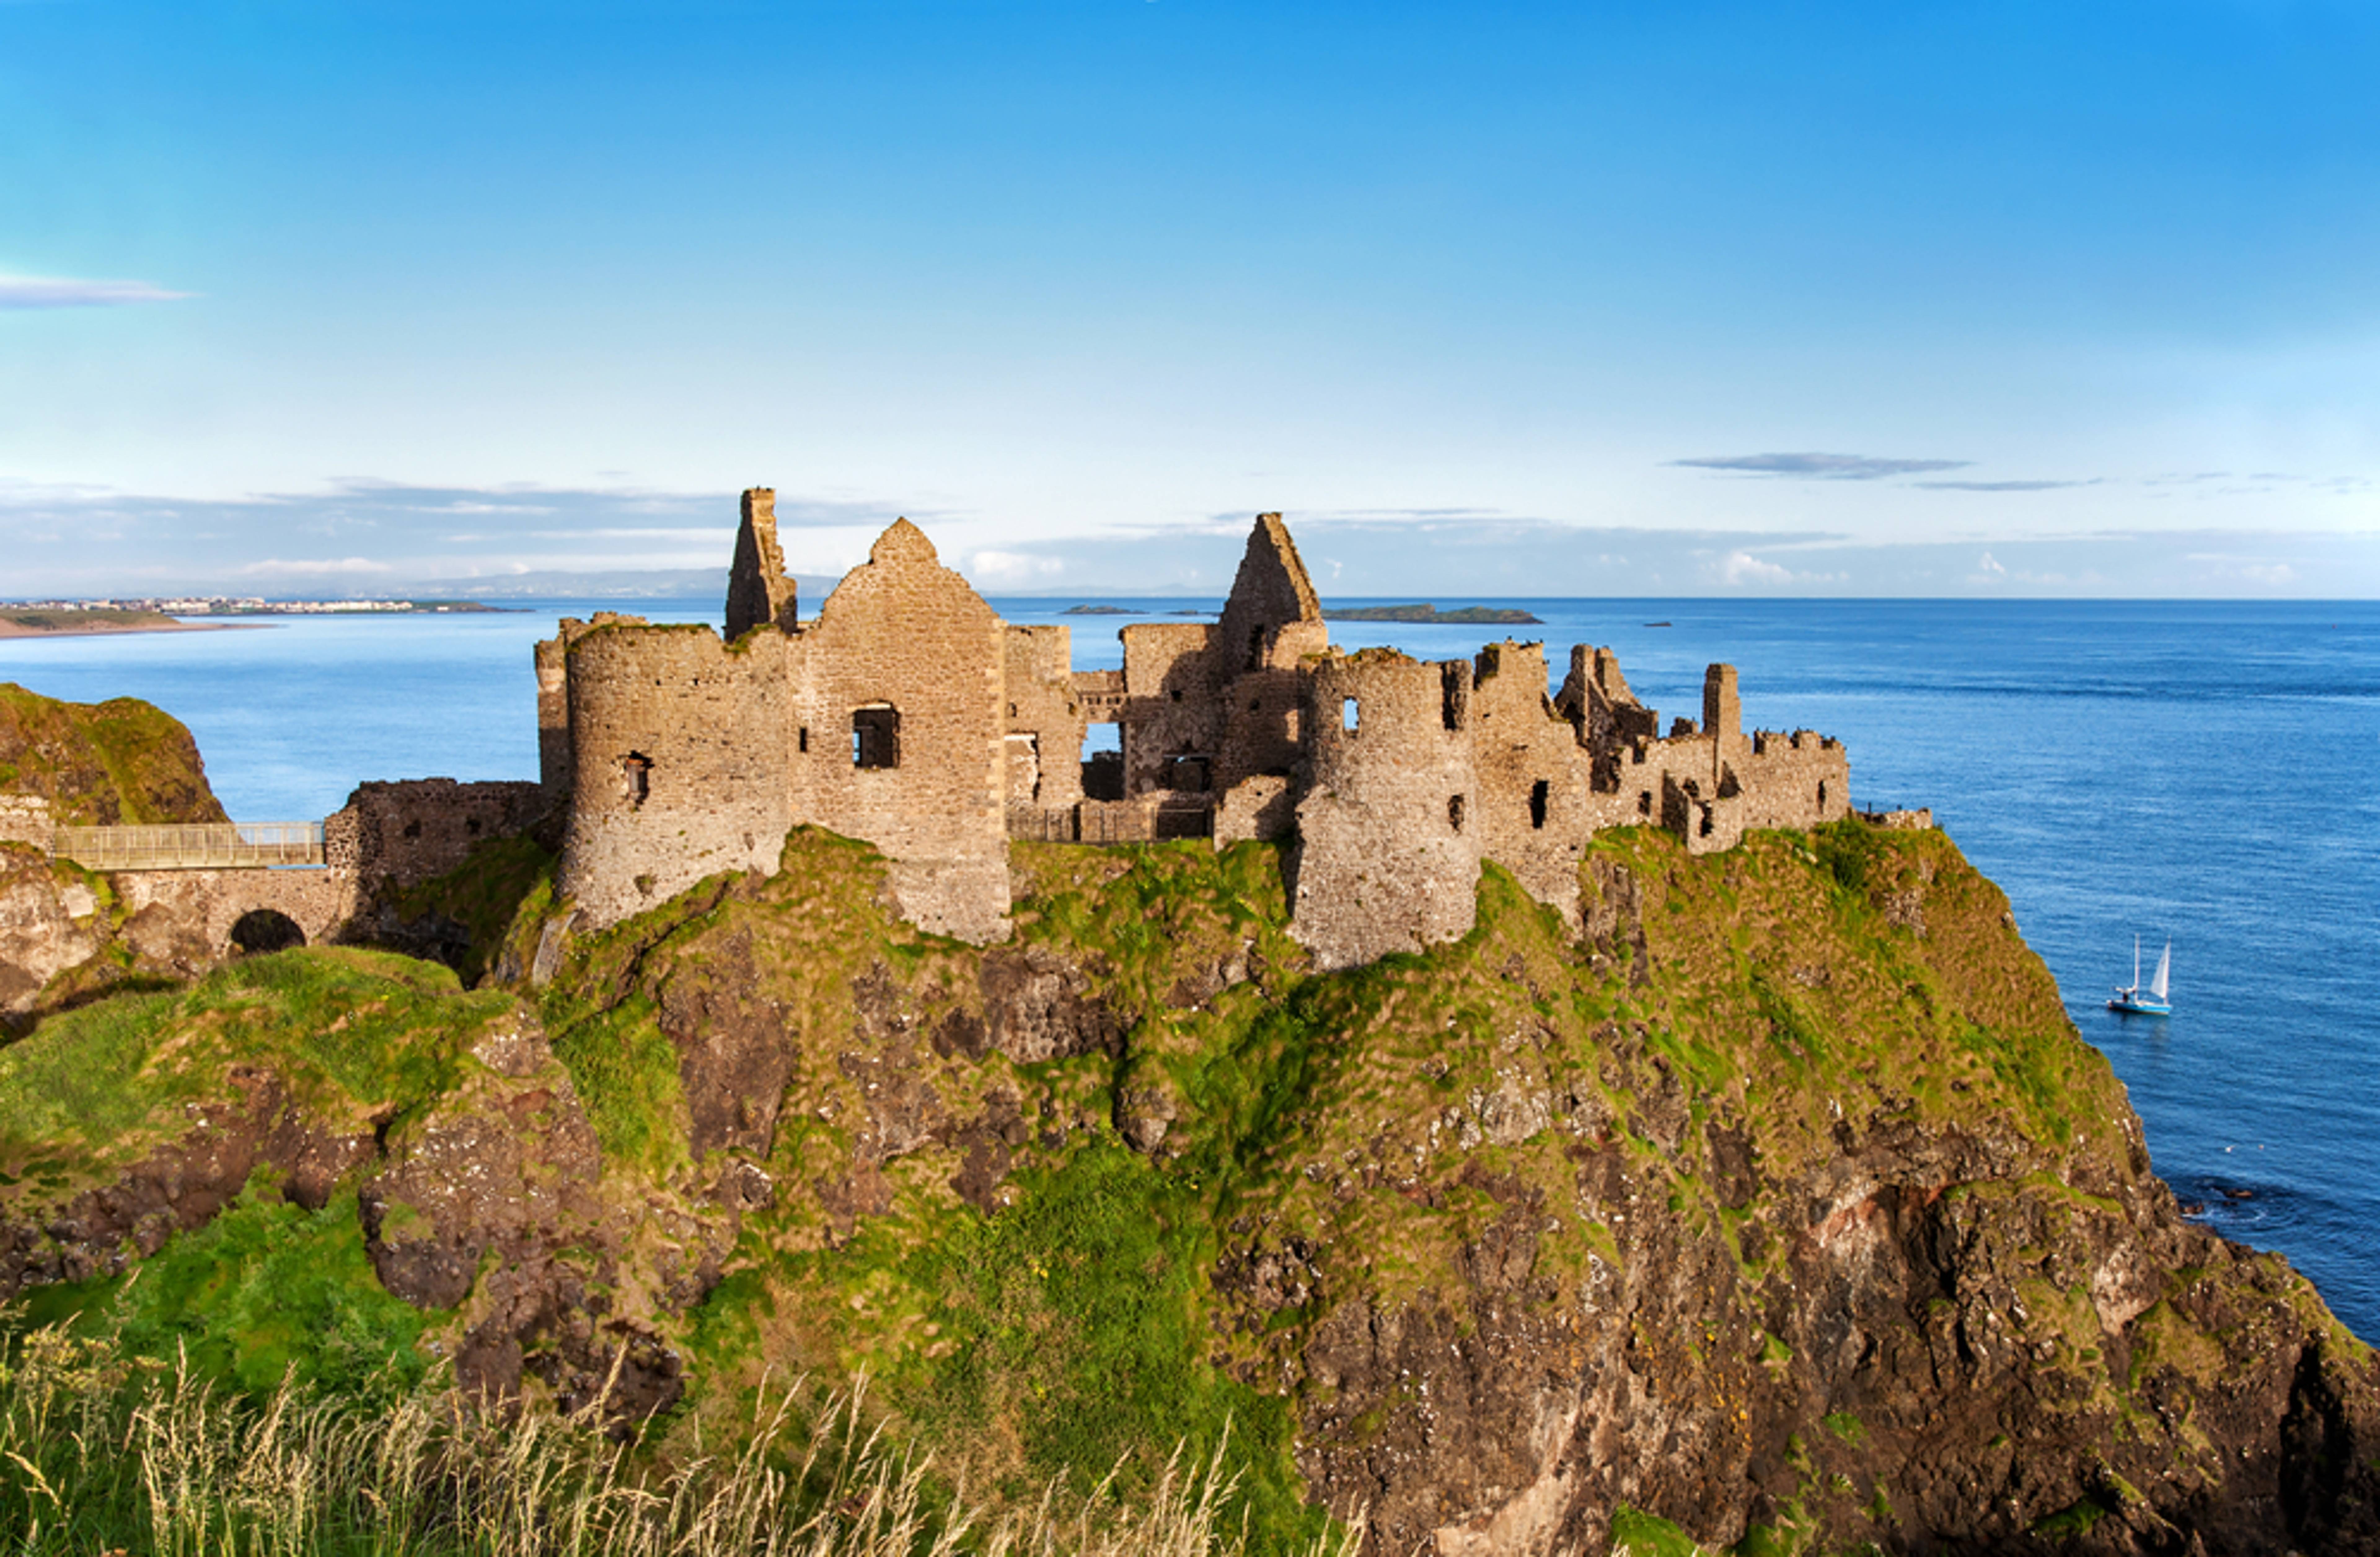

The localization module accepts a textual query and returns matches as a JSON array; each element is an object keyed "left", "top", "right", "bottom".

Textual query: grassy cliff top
[
  {"left": 0, "top": 682, "right": 229, "bottom": 825},
  {"left": 2, "top": 819, "right": 2367, "bottom": 1554}
]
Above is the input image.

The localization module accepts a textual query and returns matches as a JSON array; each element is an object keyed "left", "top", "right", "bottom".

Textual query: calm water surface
[{"left": 4, "top": 597, "right": 2373, "bottom": 1338}]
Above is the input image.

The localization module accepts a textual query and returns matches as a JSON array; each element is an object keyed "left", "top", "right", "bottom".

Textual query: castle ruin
[{"left": 540, "top": 491, "right": 1852, "bottom": 968}]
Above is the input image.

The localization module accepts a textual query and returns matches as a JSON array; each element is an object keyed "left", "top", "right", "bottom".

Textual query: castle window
[
  {"left": 1637, "top": 789, "right": 1652, "bottom": 817},
  {"left": 799, "top": 727, "right": 809, "bottom": 754},
  {"left": 1167, "top": 754, "right": 1211, "bottom": 793},
  {"left": 1529, "top": 779, "right": 1549, "bottom": 830},
  {"left": 1441, "top": 666, "right": 1463, "bottom": 732},
  {"left": 1342, "top": 697, "right": 1360, "bottom": 733},
  {"left": 1448, "top": 794, "right": 1466, "bottom": 832},
  {"left": 624, "top": 751, "right": 653, "bottom": 807},
  {"left": 1246, "top": 627, "right": 1264, "bottom": 672},
  {"left": 1817, "top": 779, "right": 1828, "bottom": 808},
  {"left": 853, "top": 706, "right": 900, "bottom": 770}
]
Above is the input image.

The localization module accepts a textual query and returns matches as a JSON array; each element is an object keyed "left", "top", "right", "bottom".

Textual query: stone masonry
[{"left": 544, "top": 491, "right": 1853, "bottom": 966}]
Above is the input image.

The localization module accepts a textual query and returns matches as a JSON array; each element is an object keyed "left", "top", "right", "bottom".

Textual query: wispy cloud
[
  {"left": 237, "top": 556, "right": 392, "bottom": 577},
  {"left": 0, "top": 274, "right": 193, "bottom": 309},
  {"left": 1914, "top": 478, "right": 2105, "bottom": 492},
  {"left": 1668, "top": 452, "right": 1971, "bottom": 480},
  {"left": 970, "top": 549, "right": 1065, "bottom": 585}
]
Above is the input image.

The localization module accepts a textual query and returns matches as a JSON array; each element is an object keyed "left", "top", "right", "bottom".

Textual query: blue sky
[{"left": 4, "top": 0, "right": 2377, "bottom": 596}]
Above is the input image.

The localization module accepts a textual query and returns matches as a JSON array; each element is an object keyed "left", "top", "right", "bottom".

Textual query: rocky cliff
[
  {"left": 0, "top": 681, "right": 228, "bottom": 827},
  {"left": 0, "top": 820, "right": 2372, "bottom": 1554}
]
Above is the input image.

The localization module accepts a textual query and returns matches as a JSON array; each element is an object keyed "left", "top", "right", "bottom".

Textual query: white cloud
[
  {"left": 236, "top": 557, "right": 393, "bottom": 577},
  {"left": 0, "top": 274, "right": 193, "bottom": 308},
  {"left": 968, "top": 550, "right": 1065, "bottom": 585},
  {"left": 1718, "top": 551, "right": 1795, "bottom": 586}
]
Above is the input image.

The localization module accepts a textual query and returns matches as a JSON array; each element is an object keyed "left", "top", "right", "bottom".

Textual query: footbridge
[{"left": 46, "top": 821, "right": 326, "bottom": 872}]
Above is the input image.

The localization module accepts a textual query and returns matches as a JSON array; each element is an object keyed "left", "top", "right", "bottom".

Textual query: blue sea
[{"left": 3, "top": 596, "right": 2374, "bottom": 1340}]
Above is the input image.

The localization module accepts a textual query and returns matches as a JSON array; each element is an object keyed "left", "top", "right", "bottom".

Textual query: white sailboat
[{"left": 2109, "top": 936, "right": 2171, "bottom": 1016}]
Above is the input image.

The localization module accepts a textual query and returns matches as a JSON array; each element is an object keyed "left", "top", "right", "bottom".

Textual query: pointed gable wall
[
  {"left": 1118, "top": 513, "right": 1333, "bottom": 800},
  {"left": 785, "top": 518, "right": 1011, "bottom": 942}
]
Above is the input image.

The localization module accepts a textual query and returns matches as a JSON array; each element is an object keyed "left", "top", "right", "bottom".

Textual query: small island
[
  {"left": 1059, "top": 604, "right": 1133, "bottom": 615},
  {"left": 1321, "top": 602, "right": 1541, "bottom": 625}
]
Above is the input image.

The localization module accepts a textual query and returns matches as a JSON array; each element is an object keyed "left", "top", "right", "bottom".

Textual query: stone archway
[{"left": 229, "top": 907, "right": 306, "bottom": 955}]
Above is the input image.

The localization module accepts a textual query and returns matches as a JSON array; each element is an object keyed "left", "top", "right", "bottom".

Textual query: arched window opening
[
  {"left": 1529, "top": 779, "right": 1550, "bottom": 830},
  {"left": 1817, "top": 779, "right": 1829, "bottom": 808},
  {"left": 1448, "top": 794, "right": 1466, "bottom": 833},
  {"left": 623, "top": 752, "right": 653, "bottom": 807},
  {"left": 853, "top": 706, "right": 901, "bottom": 769},
  {"left": 1342, "top": 697, "right": 1360, "bottom": 733}
]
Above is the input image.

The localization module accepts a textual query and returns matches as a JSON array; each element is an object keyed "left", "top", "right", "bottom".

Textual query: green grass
[
  {"left": 0, "top": 948, "right": 510, "bottom": 1171},
  {"left": 16, "top": 1177, "right": 438, "bottom": 1399},
  {"left": 0, "top": 681, "right": 228, "bottom": 825},
  {"left": 545, "top": 992, "right": 690, "bottom": 1178},
  {"left": 386, "top": 831, "right": 557, "bottom": 984}
]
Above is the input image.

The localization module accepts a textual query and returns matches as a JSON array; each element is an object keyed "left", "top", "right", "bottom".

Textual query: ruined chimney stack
[
  {"left": 725, "top": 486, "right": 800, "bottom": 641},
  {"left": 1703, "top": 663, "right": 1741, "bottom": 742}
]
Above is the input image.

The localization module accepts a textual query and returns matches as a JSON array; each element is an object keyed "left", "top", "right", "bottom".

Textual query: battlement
[{"left": 536, "top": 493, "right": 1859, "bottom": 963}]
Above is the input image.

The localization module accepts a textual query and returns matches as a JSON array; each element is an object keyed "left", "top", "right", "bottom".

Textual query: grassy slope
[
  {"left": 0, "top": 819, "right": 2358, "bottom": 1553},
  {"left": 0, "top": 950, "right": 523, "bottom": 1391},
  {"left": 523, "top": 820, "right": 2182, "bottom": 1550},
  {"left": 0, "top": 681, "right": 229, "bottom": 825}
]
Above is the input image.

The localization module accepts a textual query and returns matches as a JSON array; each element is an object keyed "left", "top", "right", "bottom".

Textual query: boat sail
[{"left": 2109, "top": 935, "right": 2172, "bottom": 1016}]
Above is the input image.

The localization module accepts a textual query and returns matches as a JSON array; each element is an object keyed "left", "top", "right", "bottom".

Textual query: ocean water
[{"left": 3, "top": 596, "right": 2374, "bottom": 1339}]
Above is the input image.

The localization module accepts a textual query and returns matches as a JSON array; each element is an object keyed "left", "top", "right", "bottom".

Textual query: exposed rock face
[
  {"left": 0, "top": 1069, "right": 375, "bottom": 1297},
  {"left": 0, "top": 682, "right": 229, "bottom": 826},
  {"left": 2, "top": 822, "right": 2373, "bottom": 1552}
]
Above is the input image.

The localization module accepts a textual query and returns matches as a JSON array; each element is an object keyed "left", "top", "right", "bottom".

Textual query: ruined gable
[{"left": 788, "top": 519, "right": 1011, "bottom": 943}]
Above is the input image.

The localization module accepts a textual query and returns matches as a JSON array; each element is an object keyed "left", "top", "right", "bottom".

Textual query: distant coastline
[
  {"left": 0, "top": 599, "right": 505, "bottom": 640},
  {"left": 1322, "top": 603, "right": 1543, "bottom": 625},
  {"left": 0, "top": 610, "right": 253, "bottom": 640}
]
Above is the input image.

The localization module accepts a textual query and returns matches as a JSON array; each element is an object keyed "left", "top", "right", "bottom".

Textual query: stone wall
[
  {"left": 555, "top": 623, "right": 793, "bottom": 927},
  {"left": 0, "top": 795, "right": 52, "bottom": 848},
  {"left": 1114, "top": 516, "right": 1329, "bottom": 806},
  {"left": 535, "top": 496, "right": 1861, "bottom": 966},
  {"left": 1117, "top": 621, "right": 1220, "bottom": 797},
  {"left": 724, "top": 487, "right": 800, "bottom": 643},
  {"left": 1462, "top": 642, "right": 1594, "bottom": 926},
  {"left": 328, "top": 778, "right": 551, "bottom": 895},
  {"left": 1292, "top": 651, "right": 1482, "bottom": 970},
  {"left": 538, "top": 613, "right": 643, "bottom": 802},
  {"left": 1002, "top": 625, "right": 1087, "bottom": 811},
  {"left": 786, "top": 521, "right": 1010, "bottom": 943},
  {"left": 111, "top": 867, "right": 359, "bottom": 969}
]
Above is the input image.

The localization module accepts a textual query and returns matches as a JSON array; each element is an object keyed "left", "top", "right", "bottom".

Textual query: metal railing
[{"left": 50, "top": 821, "right": 326, "bottom": 872}]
